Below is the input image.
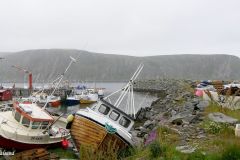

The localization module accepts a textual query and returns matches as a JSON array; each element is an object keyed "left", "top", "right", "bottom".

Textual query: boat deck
[{"left": 17, "top": 103, "right": 53, "bottom": 121}]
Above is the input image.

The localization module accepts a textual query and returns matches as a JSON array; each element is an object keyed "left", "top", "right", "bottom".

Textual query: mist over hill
[{"left": 0, "top": 49, "right": 239, "bottom": 82}]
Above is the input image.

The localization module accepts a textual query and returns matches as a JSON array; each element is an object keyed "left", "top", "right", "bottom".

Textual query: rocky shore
[{"left": 132, "top": 79, "right": 210, "bottom": 153}]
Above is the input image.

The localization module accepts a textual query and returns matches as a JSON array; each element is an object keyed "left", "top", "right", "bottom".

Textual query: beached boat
[
  {"left": 0, "top": 56, "right": 76, "bottom": 150},
  {"left": 70, "top": 64, "right": 143, "bottom": 153},
  {"left": 0, "top": 101, "right": 70, "bottom": 150}
]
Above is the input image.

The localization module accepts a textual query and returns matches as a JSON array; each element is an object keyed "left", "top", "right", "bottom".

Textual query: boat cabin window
[
  {"left": 32, "top": 121, "right": 41, "bottom": 129},
  {"left": 22, "top": 117, "right": 30, "bottom": 128},
  {"left": 41, "top": 121, "right": 49, "bottom": 129},
  {"left": 119, "top": 116, "right": 131, "bottom": 128},
  {"left": 98, "top": 104, "right": 110, "bottom": 115},
  {"left": 14, "top": 111, "right": 21, "bottom": 122},
  {"left": 109, "top": 110, "right": 120, "bottom": 121}
]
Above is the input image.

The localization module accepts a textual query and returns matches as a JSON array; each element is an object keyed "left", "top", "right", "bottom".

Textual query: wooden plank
[
  {"left": 71, "top": 116, "right": 108, "bottom": 150},
  {"left": 73, "top": 119, "right": 105, "bottom": 131},
  {"left": 71, "top": 131, "right": 104, "bottom": 143},
  {"left": 72, "top": 127, "right": 103, "bottom": 137},
  {"left": 71, "top": 133, "right": 103, "bottom": 142},
  {"left": 71, "top": 127, "right": 106, "bottom": 138},
  {"left": 72, "top": 115, "right": 128, "bottom": 154},
  {"left": 8, "top": 148, "right": 57, "bottom": 160},
  {"left": 71, "top": 123, "right": 106, "bottom": 136},
  {"left": 71, "top": 124, "right": 106, "bottom": 134},
  {"left": 99, "top": 133, "right": 127, "bottom": 152}
]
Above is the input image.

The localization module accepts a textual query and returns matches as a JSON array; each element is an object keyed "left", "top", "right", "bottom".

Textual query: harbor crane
[{"left": 11, "top": 65, "right": 32, "bottom": 90}]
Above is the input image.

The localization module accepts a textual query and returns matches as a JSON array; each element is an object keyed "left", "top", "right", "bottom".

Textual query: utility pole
[{"left": 0, "top": 57, "right": 4, "bottom": 88}]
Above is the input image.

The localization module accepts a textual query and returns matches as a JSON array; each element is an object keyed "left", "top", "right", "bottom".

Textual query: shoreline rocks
[{"left": 132, "top": 79, "right": 209, "bottom": 147}]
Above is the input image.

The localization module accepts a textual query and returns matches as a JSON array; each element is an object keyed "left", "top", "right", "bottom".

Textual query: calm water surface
[{"left": 3, "top": 82, "right": 157, "bottom": 115}]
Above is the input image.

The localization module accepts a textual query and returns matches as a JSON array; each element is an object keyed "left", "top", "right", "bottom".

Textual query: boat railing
[{"left": 0, "top": 103, "right": 13, "bottom": 112}]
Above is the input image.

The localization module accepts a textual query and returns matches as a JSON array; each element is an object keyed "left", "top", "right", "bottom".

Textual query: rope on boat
[{"left": 104, "top": 122, "right": 117, "bottom": 134}]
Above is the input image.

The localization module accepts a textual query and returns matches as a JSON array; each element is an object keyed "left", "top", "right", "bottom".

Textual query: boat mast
[
  {"left": 42, "top": 56, "right": 76, "bottom": 110},
  {"left": 104, "top": 64, "right": 144, "bottom": 118}
]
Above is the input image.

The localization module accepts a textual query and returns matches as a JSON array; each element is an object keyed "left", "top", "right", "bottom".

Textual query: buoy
[
  {"left": 61, "top": 138, "right": 69, "bottom": 149},
  {"left": 67, "top": 114, "right": 74, "bottom": 122},
  {"left": 195, "top": 89, "right": 203, "bottom": 97}
]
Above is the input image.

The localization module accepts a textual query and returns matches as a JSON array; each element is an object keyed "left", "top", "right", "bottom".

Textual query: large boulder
[
  {"left": 143, "top": 120, "right": 157, "bottom": 130},
  {"left": 170, "top": 110, "right": 196, "bottom": 125},
  {"left": 176, "top": 145, "right": 196, "bottom": 154},
  {"left": 196, "top": 100, "right": 209, "bottom": 111},
  {"left": 208, "top": 112, "right": 238, "bottom": 124}
]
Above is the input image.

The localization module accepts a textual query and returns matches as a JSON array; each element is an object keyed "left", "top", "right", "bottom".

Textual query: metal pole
[
  {"left": 42, "top": 56, "right": 76, "bottom": 110},
  {"left": 0, "top": 58, "right": 4, "bottom": 87}
]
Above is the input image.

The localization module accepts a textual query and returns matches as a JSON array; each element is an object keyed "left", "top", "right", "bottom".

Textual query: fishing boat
[
  {"left": 0, "top": 101, "right": 69, "bottom": 150},
  {"left": 64, "top": 84, "right": 85, "bottom": 106},
  {"left": 30, "top": 92, "right": 61, "bottom": 107},
  {"left": 79, "top": 89, "right": 98, "bottom": 104},
  {"left": 97, "top": 88, "right": 104, "bottom": 98},
  {"left": 70, "top": 64, "right": 143, "bottom": 153},
  {"left": 48, "top": 96, "right": 61, "bottom": 107},
  {"left": 65, "top": 94, "right": 81, "bottom": 106},
  {"left": 65, "top": 87, "right": 98, "bottom": 105},
  {"left": 0, "top": 56, "right": 76, "bottom": 150}
]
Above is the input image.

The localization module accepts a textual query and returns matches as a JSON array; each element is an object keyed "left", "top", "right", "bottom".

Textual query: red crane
[{"left": 11, "top": 65, "right": 32, "bottom": 90}]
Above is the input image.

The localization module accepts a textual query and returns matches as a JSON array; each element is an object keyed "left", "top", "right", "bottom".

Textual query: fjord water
[
  {"left": 4, "top": 82, "right": 157, "bottom": 115},
  {"left": 52, "top": 82, "right": 157, "bottom": 116}
]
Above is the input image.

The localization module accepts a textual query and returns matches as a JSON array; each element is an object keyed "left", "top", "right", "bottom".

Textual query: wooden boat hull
[
  {"left": 71, "top": 115, "right": 128, "bottom": 152},
  {"left": 64, "top": 99, "right": 80, "bottom": 106},
  {"left": 79, "top": 99, "right": 97, "bottom": 104},
  {"left": 49, "top": 100, "right": 61, "bottom": 107},
  {"left": 0, "top": 135, "right": 62, "bottom": 151}
]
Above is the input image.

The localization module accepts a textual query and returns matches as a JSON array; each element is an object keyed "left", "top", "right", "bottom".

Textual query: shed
[{"left": 0, "top": 89, "right": 12, "bottom": 101}]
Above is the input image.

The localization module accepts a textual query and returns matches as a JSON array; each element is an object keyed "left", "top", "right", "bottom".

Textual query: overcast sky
[{"left": 0, "top": 0, "right": 240, "bottom": 56}]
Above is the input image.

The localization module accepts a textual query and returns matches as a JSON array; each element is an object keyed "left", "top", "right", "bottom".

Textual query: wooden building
[{"left": 0, "top": 89, "right": 12, "bottom": 101}]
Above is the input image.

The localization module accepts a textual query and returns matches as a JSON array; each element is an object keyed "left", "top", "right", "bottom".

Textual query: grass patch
[
  {"left": 200, "top": 120, "right": 233, "bottom": 135},
  {"left": 48, "top": 148, "right": 78, "bottom": 159},
  {"left": 149, "top": 141, "right": 166, "bottom": 158},
  {"left": 126, "top": 123, "right": 240, "bottom": 160},
  {"left": 157, "top": 126, "right": 180, "bottom": 145},
  {"left": 221, "top": 145, "right": 240, "bottom": 160},
  {"left": 196, "top": 116, "right": 240, "bottom": 154}
]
